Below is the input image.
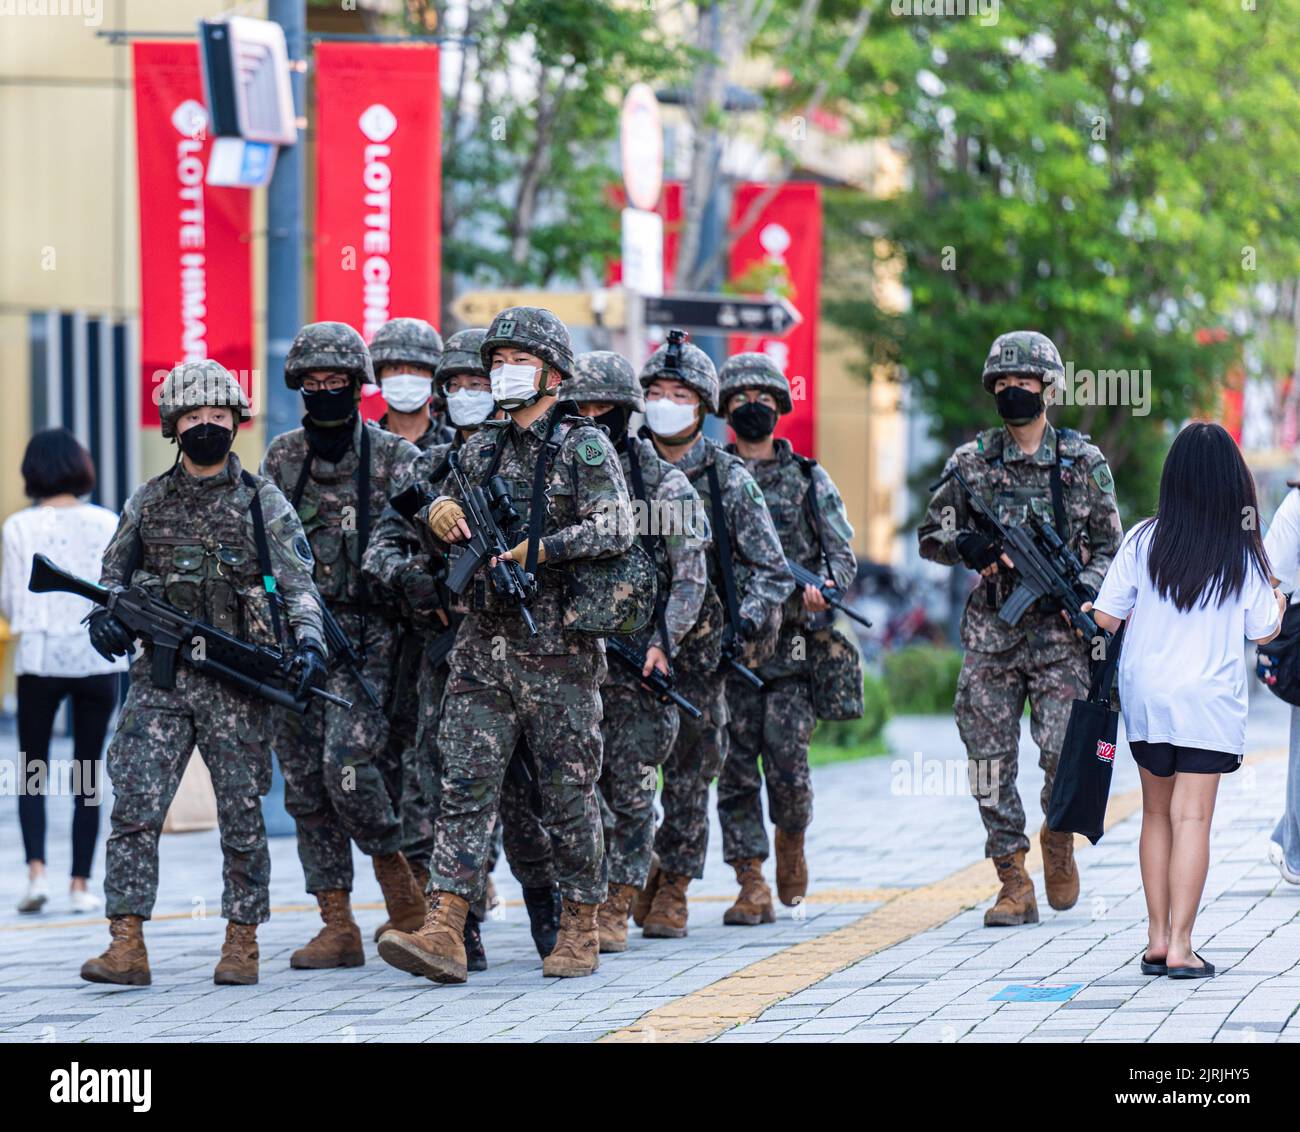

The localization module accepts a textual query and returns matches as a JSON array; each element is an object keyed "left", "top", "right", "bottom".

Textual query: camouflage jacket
[
  {"left": 918, "top": 422, "right": 1122, "bottom": 652},
  {"left": 422, "top": 408, "right": 634, "bottom": 654},
  {"left": 621, "top": 434, "right": 710, "bottom": 653},
  {"left": 377, "top": 410, "right": 455, "bottom": 453},
  {"left": 728, "top": 438, "right": 857, "bottom": 631},
  {"left": 100, "top": 452, "right": 323, "bottom": 653},
  {"left": 673, "top": 434, "right": 794, "bottom": 633},
  {"left": 261, "top": 416, "right": 420, "bottom": 614}
]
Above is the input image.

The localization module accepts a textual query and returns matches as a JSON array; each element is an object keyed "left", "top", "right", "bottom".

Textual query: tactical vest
[{"left": 134, "top": 468, "right": 279, "bottom": 648}]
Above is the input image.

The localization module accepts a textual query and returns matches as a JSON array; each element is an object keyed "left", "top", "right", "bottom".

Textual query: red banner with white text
[
  {"left": 727, "top": 182, "right": 822, "bottom": 459},
  {"left": 315, "top": 43, "right": 441, "bottom": 420},
  {"left": 133, "top": 42, "right": 253, "bottom": 427}
]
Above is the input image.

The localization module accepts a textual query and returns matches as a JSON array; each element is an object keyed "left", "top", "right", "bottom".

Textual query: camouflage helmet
[
  {"left": 562, "top": 351, "right": 644, "bottom": 412},
  {"left": 639, "top": 333, "right": 719, "bottom": 414},
  {"left": 718, "top": 352, "right": 793, "bottom": 415},
  {"left": 436, "top": 328, "right": 489, "bottom": 391},
  {"left": 284, "top": 321, "right": 374, "bottom": 390},
  {"left": 368, "top": 317, "right": 444, "bottom": 373},
  {"left": 981, "top": 331, "right": 1064, "bottom": 393},
  {"left": 157, "top": 360, "right": 251, "bottom": 439},
  {"left": 479, "top": 307, "right": 574, "bottom": 380}
]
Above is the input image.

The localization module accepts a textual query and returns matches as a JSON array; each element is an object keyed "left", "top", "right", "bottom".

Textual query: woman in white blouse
[
  {"left": 0, "top": 429, "right": 127, "bottom": 914},
  {"left": 1262, "top": 479, "right": 1300, "bottom": 885}
]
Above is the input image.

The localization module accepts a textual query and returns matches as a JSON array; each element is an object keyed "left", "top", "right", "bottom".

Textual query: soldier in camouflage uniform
[
  {"left": 364, "top": 329, "right": 561, "bottom": 969},
  {"left": 633, "top": 334, "right": 793, "bottom": 939},
  {"left": 918, "top": 331, "right": 1122, "bottom": 925},
  {"left": 376, "top": 307, "right": 634, "bottom": 983},
  {"left": 372, "top": 317, "right": 454, "bottom": 451},
  {"left": 261, "top": 322, "right": 425, "bottom": 968},
  {"left": 715, "top": 353, "right": 859, "bottom": 925},
  {"left": 81, "top": 361, "right": 324, "bottom": 987},
  {"left": 562, "top": 350, "right": 710, "bottom": 953}
]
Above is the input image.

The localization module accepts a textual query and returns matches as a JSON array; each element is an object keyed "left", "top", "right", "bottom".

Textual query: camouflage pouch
[
  {"left": 736, "top": 603, "right": 783, "bottom": 669},
  {"left": 559, "top": 542, "right": 658, "bottom": 636},
  {"left": 672, "top": 583, "right": 725, "bottom": 675},
  {"left": 806, "top": 626, "right": 864, "bottom": 721}
]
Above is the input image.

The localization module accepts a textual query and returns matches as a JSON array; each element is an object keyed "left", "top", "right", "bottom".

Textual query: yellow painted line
[{"left": 601, "top": 747, "right": 1287, "bottom": 1043}]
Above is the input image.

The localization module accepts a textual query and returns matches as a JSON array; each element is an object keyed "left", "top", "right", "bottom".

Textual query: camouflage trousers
[
  {"left": 597, "top": 671, "right": 679, "bottom": 888},
  {"left": 382, "top": 624, "right": 425, "bottom": 812},
  {"left": 954, "top": 634, "right": 1090, "bottom": 858},
  {"left": 104, "top": 663, "right": 272, "bottom": 923},
  {"left": 654, "top": 670, "right": 727, "bottom": 879},
  {"left": 275, "top": 613, "right": 402, "bottom": 893},
  {"left": 717, "top": 672, "right": 817, "bottom": 864},
  {"left": 401, "top": 644, "right": 553, "bottom": 915},
  {"left": 428, "top": 640, "right": 605, "bottom": 905}
]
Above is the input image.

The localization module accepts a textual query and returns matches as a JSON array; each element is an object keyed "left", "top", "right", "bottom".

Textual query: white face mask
[
  {"left": 644, "top": 398, "right": 698, "bottom": 438},
  {"left": 380, "top": 373, "right": 433, "bottom": 413},
  {"left": 490, "top": 362, "right": 543, "bottom": 410},
  {"left": 446, "top": 389, "right": 496, "bottom": 428}
]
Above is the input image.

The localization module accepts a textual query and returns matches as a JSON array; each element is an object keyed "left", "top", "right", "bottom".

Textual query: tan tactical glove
[
  {"left": 505, "top": 538, "right": 547, "bottom": 565},
  {"left": 427, "top": 497, "right": 467, "bottom": 540}
]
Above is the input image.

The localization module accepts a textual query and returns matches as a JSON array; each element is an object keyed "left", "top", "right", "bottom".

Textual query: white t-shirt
[
  {"left": 0, "top": 502, "right": 128, "bottom": 678},
  {"left": 1264, "top": 488, "right": 1300, "bottom": 593},
  {"left": 1093, "top": 521, "right": 1280, "bottom": 755}
]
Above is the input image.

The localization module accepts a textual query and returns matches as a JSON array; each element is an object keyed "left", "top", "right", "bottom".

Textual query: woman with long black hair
[{"left": 1088, "top": 422, "right": 1284, "bottom": 979}]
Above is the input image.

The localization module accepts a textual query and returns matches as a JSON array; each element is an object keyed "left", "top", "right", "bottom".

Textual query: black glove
[
  {"left": 955, "top": 530, "right": 1002, "bottom": 572},
  {"left": 87, "top": 609, "right": 133, "bottom": 661},
  {"left": 401, "top": 569, "right": 442, "bottom": 617},
  {"left": 289, "top": 642, "right": 327, "bottom": 699}
]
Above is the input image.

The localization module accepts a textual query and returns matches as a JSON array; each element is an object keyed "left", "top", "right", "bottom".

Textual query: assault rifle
[
  {"left": 605, "top": 636, "right": 703, "bottom": 720},
  {"left": 785, "top": 557, "right": 872, "bottom": 630},
  {"left": 442, "top": 450, "right": 538, "bottom": 636},
  {"left": 319, "top": 604, "right": 383, "bottom": 709},
  {"left": 930, "top": 466, "right": 1099, "bottom": 640},
  {"left": 29, "top": 554, "right": 350, "bottom": 714}
]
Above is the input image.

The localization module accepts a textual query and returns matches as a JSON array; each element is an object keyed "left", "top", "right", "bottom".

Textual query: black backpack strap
[
  {"left": 355, "top": 422, "right": 372, "bottom": 656},
  {"left": 793, "top": 454, "right": 833, "bottom": 581},
  {"left": 241, "top": 470, "right": 286, "bottom": 650},
  {"left": 290, "top": 454, "right": 313, "bottom": 510},
  {"left": 705, "top": 456, "right": 744, "bottom": 637},
  {"left": 1049, "top": 429, "right": 1069, "bottom": 540},
  {"left": 523, "top": 408, "right": 564, "bottom": 577},
  {"left": 625, "top": 439, "right": 673, "bottom": 656}
]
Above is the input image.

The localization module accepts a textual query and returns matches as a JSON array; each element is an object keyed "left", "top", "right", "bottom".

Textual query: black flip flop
[
  {"left": 1140, "top": 953, "right": 1167, "bottom": 976},
  {"left": 1166, "top": 951, "right": 1215, "bottom": 979}
]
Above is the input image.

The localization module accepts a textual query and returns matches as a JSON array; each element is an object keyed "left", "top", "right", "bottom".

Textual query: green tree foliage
[{"left": 822, "top": 0, "right": 1300, "bottom": 517}]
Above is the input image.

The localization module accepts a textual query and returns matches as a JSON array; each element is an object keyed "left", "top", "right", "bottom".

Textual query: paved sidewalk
[{"left": 0, "top": 690, "right": 1296, "bottom": 1043}]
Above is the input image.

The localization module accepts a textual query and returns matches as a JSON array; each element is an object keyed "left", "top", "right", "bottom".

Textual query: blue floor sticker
[{"left": 991, "top": 984, "right": 1084, "bottom": 1003}]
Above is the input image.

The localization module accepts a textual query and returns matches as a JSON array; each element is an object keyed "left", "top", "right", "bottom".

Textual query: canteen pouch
[
  {"left": 807, "top": 626, "right": 865, "bottom": 722},
  {"left": 560, "top": 542, "right": 658, "bottom": 636}
]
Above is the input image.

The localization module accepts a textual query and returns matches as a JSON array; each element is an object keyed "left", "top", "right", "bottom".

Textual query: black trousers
[{"left": 16, "top": 673, "right": 118, "bottom": 877}]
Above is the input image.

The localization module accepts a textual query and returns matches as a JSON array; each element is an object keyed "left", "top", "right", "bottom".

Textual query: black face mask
[
  {"left": 730, "top": 401, "right": 778, "bottom": 441},
  {"left": 302, "top": 387, "right": 357, "bottom": 424},
  {"left": 995, "top": 385, "right": 1044, "bottom": 425},
  {"left": 590, "top": 406, "right": 630, "bottom": 443},
  {"left": 178, "top": 423, "right": 234, "bottom": 467},
  {"left": 303, "top": 416, "right": 354, "bottom": 464}
]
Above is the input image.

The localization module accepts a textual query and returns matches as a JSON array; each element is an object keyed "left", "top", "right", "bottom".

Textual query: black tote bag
[{"left": 1047, "top": 624, "right": 1125, "bottom": 845}]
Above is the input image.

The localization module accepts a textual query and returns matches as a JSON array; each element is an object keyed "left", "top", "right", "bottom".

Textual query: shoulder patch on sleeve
[
  {"left": 745, "top": 478, "right": 765, "bottom": 504},
  {"left": 1091, "top": 461, "right": 1115, "bottom": 494},
  {"left": 577, "top": 437, "right": 606, "bottom": 466},
  {"left": 292, "top": 534, "right": 314, "bottom": 566}
]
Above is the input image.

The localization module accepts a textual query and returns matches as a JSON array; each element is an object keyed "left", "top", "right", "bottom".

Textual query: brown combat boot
[
  {"left": 80, "top": 915, "right": 150, "bottom": 986},
  {"left": 596, "top": 882, "right": 638, "bottom": 953},
  {"left": 774, "top": 828, "right": 808, "bottom": 907},
  {"left": 372, "top": 856, "right": 432, "bottom": 942},
  {"left": 641, "top": 872, "right": 690, "bottom": 939},
  {"left": 984, "top": 849, "right": 1039, "bottom": 927},
  {"left": 631, "top": 851, "right": 661, "bottom": 927},
  {"left": 291, "top": 890, "right": 365, "bottom": 969},
  {"left": 213, "top": 922, "right": 259, "bottom": 986},
  {"left": 376, "top": 891, "right": 470, "bottom": 984},
  {"left": 723, "top": 859, "right": 777, "bottom": 926},
  {"left": 542, "top": 900, "right": 600, "bottom": 977},
  {"left": 1040, "top": 823, "right": 1080, "bottom": 911}
]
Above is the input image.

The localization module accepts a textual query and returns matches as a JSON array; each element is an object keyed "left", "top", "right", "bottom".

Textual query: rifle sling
[
  {"left": 624, "top": 438, "right": 673, "bottom": 657},
  {"left": 523, "top": 407, "right": 564, "bottom": 578},
  {"left": 705, "top": 457, "right": 745, "bottom": 639},
  {"left": 241, "top": 470, "right": 285, "bottom": 651}
]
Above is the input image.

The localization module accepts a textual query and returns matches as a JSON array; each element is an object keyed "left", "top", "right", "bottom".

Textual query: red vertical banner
[
  {"left": 132, "top": 42, "right": 253, "bottom": 427},
  {"left": 727, "top": 182, "right": 822, "bottom": 459},
  {"left": 315, "top": 43, "right": 441, "bottom": 420}
]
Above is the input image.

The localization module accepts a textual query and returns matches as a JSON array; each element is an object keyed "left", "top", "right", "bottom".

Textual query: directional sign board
[
  {"left": 643, "top": 292, "right": 802, "bottom": 337},
  {"left": 451, "top": 289, "right": 628, "bottom": 329}
]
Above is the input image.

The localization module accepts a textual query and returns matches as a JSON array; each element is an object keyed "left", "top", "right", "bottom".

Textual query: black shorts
[{"left": 1129, "top": 740, "right": 1242, "bottom": 777}]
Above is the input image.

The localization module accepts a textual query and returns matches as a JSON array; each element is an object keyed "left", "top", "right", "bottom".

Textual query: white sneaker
[
  {"left": 1268, "top": 840, "right": 1300, "bottom": 885},
  {"left": 68, "top": 889, "right": 102, "bottom": 914},
  {"left": 17, "top": 876, "right": 50, "bottom": 914}
]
